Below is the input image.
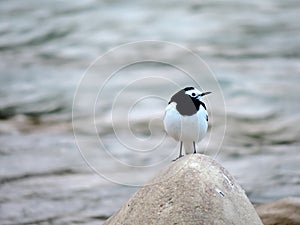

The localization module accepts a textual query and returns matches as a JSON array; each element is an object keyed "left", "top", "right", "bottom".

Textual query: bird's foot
[{"left": 172, "top": 154, "right": 184, "bottom": 161}]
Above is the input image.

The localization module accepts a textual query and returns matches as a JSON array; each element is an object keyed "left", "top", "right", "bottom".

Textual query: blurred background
[{"left": 1, "top": 0, "right": 299, "bottom": 224}]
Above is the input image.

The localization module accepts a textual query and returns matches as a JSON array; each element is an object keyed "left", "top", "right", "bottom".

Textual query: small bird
[{"left": 163, "top": 86, "right": 211, "bottom": 159}]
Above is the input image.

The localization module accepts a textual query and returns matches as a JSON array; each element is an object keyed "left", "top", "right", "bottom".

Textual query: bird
[{"left": 163, "top": 86, "right": 211, "bottom": 160}]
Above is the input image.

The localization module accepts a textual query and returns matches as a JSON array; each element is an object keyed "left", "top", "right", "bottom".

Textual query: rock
[
  {"left": 255, "top": 197, "right": 300, "bottom": 225},
  {"left": 103, "top": 154, "right": 263, "bottom": 225}
]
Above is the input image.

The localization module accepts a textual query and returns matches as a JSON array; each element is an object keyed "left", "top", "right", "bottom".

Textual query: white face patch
[{"left": 185, "top": 88, "right": 202, "bottom": 98}]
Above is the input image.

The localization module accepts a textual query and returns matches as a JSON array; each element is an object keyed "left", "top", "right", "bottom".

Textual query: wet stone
[
  {"left": 255, "top": 197, "right": 300, "bottom": 225},
  {"left": 104, "top": 154, "right": 263, "bottom": 225}
]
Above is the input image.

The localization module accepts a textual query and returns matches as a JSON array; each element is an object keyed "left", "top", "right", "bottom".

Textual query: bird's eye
[{"left": 191, "top": 93, "right": 196, "bottom": 97}]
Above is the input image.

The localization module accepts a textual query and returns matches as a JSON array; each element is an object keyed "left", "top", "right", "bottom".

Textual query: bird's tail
[{"left": 183, "top": 142, "right": 194, "bottom": 154}]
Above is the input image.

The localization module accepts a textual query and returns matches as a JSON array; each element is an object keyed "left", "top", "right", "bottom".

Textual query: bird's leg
[
  {"left": 193, "top": 141, "right": 197, "bottom": 154},
  {"left": 179, "top": 141, "right": 183, "bottom": 158},
  {"left": 173, "top": 141, "right": 183, "bottom": 161}
]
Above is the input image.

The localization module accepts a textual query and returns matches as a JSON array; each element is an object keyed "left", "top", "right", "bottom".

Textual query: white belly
[{"left": 163, "top": 102, "right": 208, "bottom": 153}]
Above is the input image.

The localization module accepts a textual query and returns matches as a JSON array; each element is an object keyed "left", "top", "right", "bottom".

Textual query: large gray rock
[
  {"left": 104, "top": 154, "right": 263, "bottom": 225},
  {"left": 255, "top": 197, "right": 300, "bottom": 225}
]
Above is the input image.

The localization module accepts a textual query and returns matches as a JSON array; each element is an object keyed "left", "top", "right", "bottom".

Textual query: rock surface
[
  {"left": 255, "top": 197, "right": 300, "bottom": 225},
  {"left": 103, "top": 154, "right": 263, "bottom": 225}
]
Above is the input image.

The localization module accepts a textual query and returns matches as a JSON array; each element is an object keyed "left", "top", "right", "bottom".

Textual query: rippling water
[{"left": 1, "top": 0, "right": 300, "bottom": 224}]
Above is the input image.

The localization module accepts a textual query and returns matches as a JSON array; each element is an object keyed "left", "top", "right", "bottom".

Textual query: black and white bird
[{"left": 163, "top": 86, "right": 211, "bottom": 159}]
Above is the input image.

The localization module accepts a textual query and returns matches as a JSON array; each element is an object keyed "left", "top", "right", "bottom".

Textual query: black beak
[{"left": 200, "top": 91, "right": 212, "bottom": 97}]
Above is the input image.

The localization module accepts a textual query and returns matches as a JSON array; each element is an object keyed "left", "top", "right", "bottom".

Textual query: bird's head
[
  {"left": 168, "top": 86, "right": 211, "bottom": 116},
  {"left": 184, "top": 86, "right": 211, "bottom": 100}
]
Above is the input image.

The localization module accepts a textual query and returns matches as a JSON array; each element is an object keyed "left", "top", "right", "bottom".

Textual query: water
[{"left": 1, "top": 0, "right": 300, "bottom": 224}]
